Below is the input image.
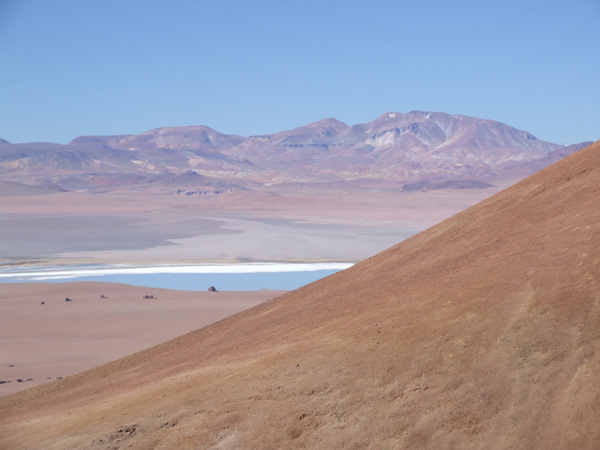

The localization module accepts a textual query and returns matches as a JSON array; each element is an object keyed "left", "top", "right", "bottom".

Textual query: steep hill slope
[{"left": 1, "top": 141, "right": 598, "bottom": 449}]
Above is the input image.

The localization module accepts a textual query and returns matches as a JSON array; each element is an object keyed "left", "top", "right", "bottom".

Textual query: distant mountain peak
[
  {"left": 306, "top": 117, "right": 348, "bottom": 128},
  {"left": 0, "top": 112, "right": 592, "bottom": 194},
  {"left": 141, "top": 124, "right": 227, "bottom": 136}
]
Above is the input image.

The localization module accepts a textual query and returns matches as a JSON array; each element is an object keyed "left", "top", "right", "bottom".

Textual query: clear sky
[{"left": 1, "top": 0, "right": 598, "bottom": 145}]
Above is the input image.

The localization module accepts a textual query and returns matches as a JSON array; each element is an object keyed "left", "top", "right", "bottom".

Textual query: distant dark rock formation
[{"left": 401, "top": 179, "right": 496, "bottom": 192}]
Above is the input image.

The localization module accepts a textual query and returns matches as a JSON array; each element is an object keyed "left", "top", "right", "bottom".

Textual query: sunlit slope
[{"left": 1, "top": 141, "right": 598, "bottom": 449}]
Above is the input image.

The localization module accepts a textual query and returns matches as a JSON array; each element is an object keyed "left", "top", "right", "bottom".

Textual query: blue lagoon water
[{"left": 0, "top": 263, "right": 353, "bottom": 291}]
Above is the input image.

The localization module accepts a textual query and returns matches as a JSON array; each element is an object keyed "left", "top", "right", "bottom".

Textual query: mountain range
[
  {"left": 0, "top": 111, "right": 590, "bottom": 194},
  {"left": 1, "top": 139, "right": 597, "bottom": 449}
]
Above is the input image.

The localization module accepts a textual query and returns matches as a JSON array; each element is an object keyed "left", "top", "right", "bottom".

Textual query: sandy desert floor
[{"left": 0, "top": 282, "right": 284, "bottom": 396}]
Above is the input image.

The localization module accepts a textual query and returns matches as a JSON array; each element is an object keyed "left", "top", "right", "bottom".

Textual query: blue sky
[{"left": 1, "top": 0, "right": 598, "bottom": 144}]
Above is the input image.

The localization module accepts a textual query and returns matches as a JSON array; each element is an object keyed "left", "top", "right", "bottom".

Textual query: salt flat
[{"left": 0, "top": 185, "right": 503, "bottom": 267}]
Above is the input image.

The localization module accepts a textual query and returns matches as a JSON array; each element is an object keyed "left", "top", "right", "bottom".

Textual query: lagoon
[{"left": 0, "top": 262, "right": 353, "bottom": 291}]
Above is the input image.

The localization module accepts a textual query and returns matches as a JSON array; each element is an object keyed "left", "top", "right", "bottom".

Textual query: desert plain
[{"left": 0, "top": 282, "right": 283, "bottom": 397}]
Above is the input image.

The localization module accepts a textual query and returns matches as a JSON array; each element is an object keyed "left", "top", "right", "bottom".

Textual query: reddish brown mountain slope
[{"left": 1, "top": 141, "right": 599, "bottom": 449}]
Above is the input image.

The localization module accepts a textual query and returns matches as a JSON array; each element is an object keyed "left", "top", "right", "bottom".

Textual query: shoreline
[
  {"left": 0, "top": 261, "right": 354, "bottom": 281},
  {"left": 0, "top": 256, "right": 360, "bottom": 269}
]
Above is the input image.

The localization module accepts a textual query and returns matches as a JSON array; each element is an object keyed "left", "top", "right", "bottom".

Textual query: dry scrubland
[{"left": 0, "top": 141, "right": 598, "bottom": 449}]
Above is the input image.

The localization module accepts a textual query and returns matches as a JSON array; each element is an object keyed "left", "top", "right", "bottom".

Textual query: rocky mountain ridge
[{"left": 0, "top": 111, "right": 590, "bottom": 194}]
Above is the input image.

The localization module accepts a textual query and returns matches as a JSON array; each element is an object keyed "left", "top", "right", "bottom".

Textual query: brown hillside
[{"left": 1, "top": 141, "right": 599, "bottom": 449}]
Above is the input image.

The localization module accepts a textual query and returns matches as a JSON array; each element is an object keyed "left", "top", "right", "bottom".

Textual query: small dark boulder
[{"left": 207, "top": 286, "right": 217, "bottom": 292}]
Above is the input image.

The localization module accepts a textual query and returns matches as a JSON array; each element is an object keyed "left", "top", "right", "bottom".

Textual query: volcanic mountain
[
  {"left": 0, "top": 112, "right": 590, "bottom": 193},
  {"left": 1, "top": 137, "right": 598, "bottom": 449}
]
